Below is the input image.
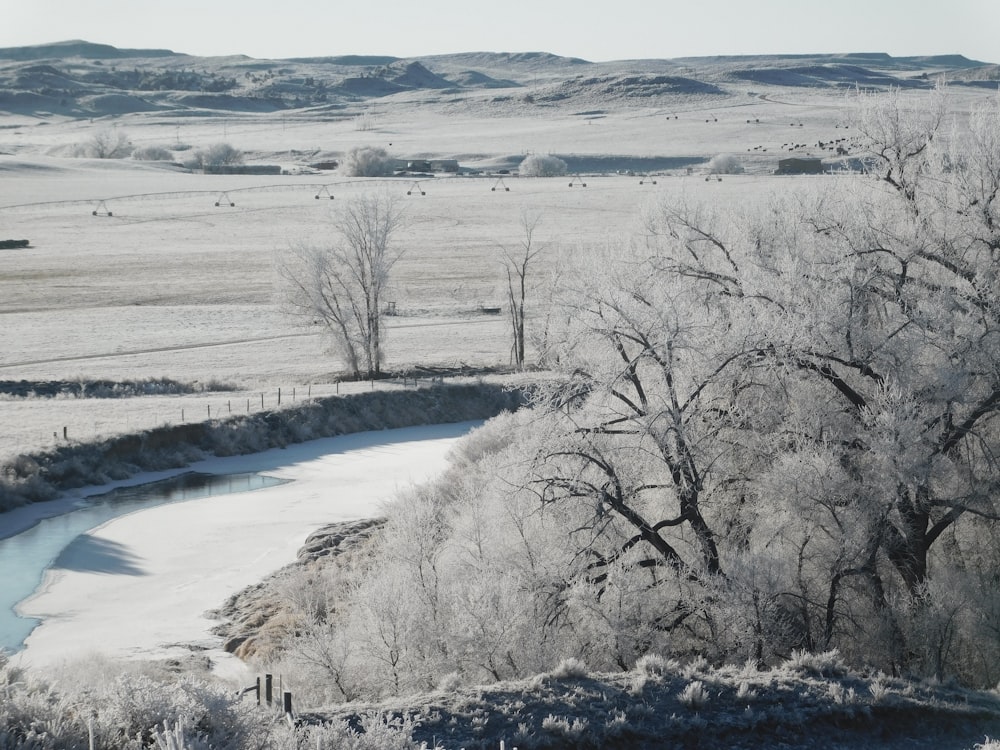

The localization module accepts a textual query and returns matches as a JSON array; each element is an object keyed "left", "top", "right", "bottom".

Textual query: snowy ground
[
  {"left": 10, "top": 421, "right": 476, "bottom": 681},
  {"left": 1, "top": 83, "right": 992, "bottom": 463}
]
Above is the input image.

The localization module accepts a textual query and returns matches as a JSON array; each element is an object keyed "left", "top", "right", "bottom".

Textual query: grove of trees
[{"left": 263, "top": 88, "right": 1000, "bottom": 699}]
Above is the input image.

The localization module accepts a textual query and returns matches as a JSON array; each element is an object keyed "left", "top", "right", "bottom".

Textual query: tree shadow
[{"left": 51, "top": 534, "right": 146, "bottom": 576}]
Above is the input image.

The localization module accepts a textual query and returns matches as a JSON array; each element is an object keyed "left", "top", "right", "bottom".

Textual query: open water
[{"left": 0, "top": 472, "right": 285, "bottom": 654}]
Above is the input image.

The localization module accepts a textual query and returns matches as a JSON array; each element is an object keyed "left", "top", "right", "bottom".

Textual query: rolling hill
[{"left": 0, "top": 40, "right": 994, "bottom": 118}]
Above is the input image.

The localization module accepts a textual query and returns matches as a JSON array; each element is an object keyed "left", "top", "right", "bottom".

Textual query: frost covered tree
[
  {"left": 517, "top": 87, "right": 1000, "bottom": 679},
  {"left": 279, "top": 192, "right": 406, "bottom": 379},
  {"left": 85, "top": 127, "right": 132, "bottom": 158},
  {"left": 341, "top": 146, "right": 396, "bottom": 176},
  {"left": 519, "top": 153, "right": 568, "bottom": 177},
  {"left": 193, "top": 142, "right": 243, "bottom": 168},
  {"left": 500, "top": 209, "right": 546, "bottom": 369}
]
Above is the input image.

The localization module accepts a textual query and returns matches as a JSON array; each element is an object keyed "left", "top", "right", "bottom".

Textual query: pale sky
[{"left": 3, "top": 0, "right": 998, "bottom": 65}]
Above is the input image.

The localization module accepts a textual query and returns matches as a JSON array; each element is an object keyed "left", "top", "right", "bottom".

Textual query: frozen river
[{"left": 1, "top": 422, "right": 477, "bottom": 675}]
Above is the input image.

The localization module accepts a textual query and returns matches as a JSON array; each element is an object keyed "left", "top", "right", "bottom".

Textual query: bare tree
[
  {"left": 279, "top": 192, "right": 405, "bottom": 379},
  {"left": 500, "top": 209, "right": 544, "bottom": 369},
  {"left": 85, "top": 127, "right": 132, "bottom": 158}
]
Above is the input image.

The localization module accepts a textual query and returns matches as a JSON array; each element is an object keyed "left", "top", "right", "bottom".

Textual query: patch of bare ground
[{"left": 208, "top": 517, "right": 386, "bottom": 661}]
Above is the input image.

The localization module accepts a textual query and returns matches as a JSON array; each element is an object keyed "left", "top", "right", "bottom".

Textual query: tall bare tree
[
  {"left": 500, "top": 209, "right": 544, "bottom": 369},
  {"left": 279, "top": 192, "right": 405, "bottom": 379}
]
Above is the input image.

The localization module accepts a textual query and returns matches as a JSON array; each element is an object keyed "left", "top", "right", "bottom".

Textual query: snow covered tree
[
  {"left": 279, "top": 192, "right": 406, "bottom": 379},
  {"left": 500, "top": 209, "right": 546, "bottom": 369}
]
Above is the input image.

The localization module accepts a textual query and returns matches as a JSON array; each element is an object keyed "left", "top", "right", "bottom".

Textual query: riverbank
[{"left": 0, "top": 379, "right": 527, "bottom": 512}]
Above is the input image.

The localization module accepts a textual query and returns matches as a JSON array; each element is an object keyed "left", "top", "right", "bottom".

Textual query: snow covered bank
[{"left": 12, "top": 422, "right": 478, "bottom": 679}]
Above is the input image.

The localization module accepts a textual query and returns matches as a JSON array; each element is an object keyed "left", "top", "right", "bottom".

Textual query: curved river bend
[{"left": 0, "top": 422, "right": 476, "bottom": 669}]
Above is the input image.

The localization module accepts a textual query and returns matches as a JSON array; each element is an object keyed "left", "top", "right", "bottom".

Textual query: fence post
[
  {"left": 278, "top": 387, "right": 281, "bottom": 406},
  {"left": 265, "top": 674, "right": 273, "bottom": 706},
  {"left": 283, "top": 691, "right": 293, "bottom": 717},
  {"left": 261, "top": 393, "right": 264, "bottom": 409},
  {"left": 208, "top": 404, "right": 211, "bottom": 419},
  {"left": 63, "top": 425, "right": 67, "bottom": 439},
  {"left": 255, "top": 676, "right": 261, "bottom": 705},
  {"left": 181, "top": 408, "right": 185, "bottom": 422}
]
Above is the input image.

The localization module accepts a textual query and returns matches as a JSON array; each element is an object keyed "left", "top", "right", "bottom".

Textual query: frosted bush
[
  {"left": 736, "top": 680, "right": 757, "bottom": 701},
  {"left": 678, "top": 680, "right": 710, "bottom": 710},
  {"left": 436, "top": 671, "right": 463, "bottom": 692},
  {"left": 187, "top": 142, "right": 243, "bottom": 170},
  {"left": 541, "top": 714, "right": 589, "bottom": 738},
  {"left": 519, "top": 153, "right": 568, "bottom": 177},
  {"left": 785, "top": 649, "right": 850, "bottom": 678},
  {"left": 681, "top": 655, "right": 709, "bottom": 678},
  {"left": 150, "top": 719, "right": 211, "bottom": 750},
  {"left": 549, "top": 656, "right": 589, "bottom": 679},
  {"left": 634, "top": 653, "right": 678, "bottom": 677},
  {"left": 132, "top": 145, "right": 174, "bottom": 161},
  {"left": 707, "top": 153, "right": 744, "bottom": 174},
  {"left": 342, "top": 146, "right": 396, "bottom": 176}
]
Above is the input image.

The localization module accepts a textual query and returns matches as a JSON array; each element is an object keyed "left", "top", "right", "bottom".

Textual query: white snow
[{"left": 11, "top": 422, "right": 476, "bottom": 680}]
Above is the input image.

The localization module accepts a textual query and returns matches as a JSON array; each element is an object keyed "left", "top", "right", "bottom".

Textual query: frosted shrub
[
  {"left": 352, "top": 713, "right": 425, "bottom": 750},
  {"left": 549, "top": 657, "right": 589, "bottom": 679},
  {"left": 736, "top": 680, "right": 757, "bottom": 701},
  {"left": 785, "top": 649, "right": 850, "bottom": 678},
  {"left": 187, "top": 142, "right": 243, "bottom": 170},
  {"left": 436, "top": 671, "right": 463, "bottom": 692},
  {"left": 707, "top": 152, "right": 744, "bottom": 174},
  {"left": 634, "top": 653, "right": 678, "bottom": 677},
  {"left": 132, "top": 145, "right": 174, "bottom": 161},
  {"left": 150, "top": 719, "right": 210, "bottom": 750},
  {"left": 519, "top": 153, "right": 568, "bottom": 177},
  {"left": 541, "top": 714, "right": 589, "bottom": 739},
  {"left": 678, "top": 680, "right": 710, "bottom": 710},
  {"left": 869, "top": 676, "right": 891, "bottom": 703},
  {"left": 828, "top": 682, "right": 858, "bottom": 705},
  {"left": 342, "top": 146, "right": 396, "bottom": 176},
  {"left": 681, "top": 655, "right": 709, "bottom": 679}
]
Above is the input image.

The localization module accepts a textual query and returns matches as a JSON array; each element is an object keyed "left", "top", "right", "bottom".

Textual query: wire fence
[{"left": 0, "top": 374, "right": 450, "bottom": 462}]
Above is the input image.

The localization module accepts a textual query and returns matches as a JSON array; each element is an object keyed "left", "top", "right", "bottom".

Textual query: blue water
[{"left": 0, "top": 472, "right": 286, "bottom": 654}]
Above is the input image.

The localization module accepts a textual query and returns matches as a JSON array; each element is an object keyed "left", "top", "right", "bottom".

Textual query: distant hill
[
  {"left": 0, "top": 39, "right": 179, "bottom": 61},
  {"left": 0, "top": 41, "right": 993, "bottom": 118}
]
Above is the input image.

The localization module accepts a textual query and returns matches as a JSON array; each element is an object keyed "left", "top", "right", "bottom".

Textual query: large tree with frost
[
  {"left": 529, "top": 87, "right": 1000, "bottom": 679},
  {"left": 279, "top": 192, "right": 405, "bottom": 379}
]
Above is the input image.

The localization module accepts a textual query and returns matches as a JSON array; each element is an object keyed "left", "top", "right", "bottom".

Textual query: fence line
[{"left": 4, "top": 374, "right": 455, "bottom": 460}]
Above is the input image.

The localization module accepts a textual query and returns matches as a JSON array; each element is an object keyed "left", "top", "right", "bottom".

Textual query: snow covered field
[
  {"left": 10, "top": 421, "right": 476, "bottom": 677},
  {"left": 1, "top": 82, "right": 990, "bottom": 463}
]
